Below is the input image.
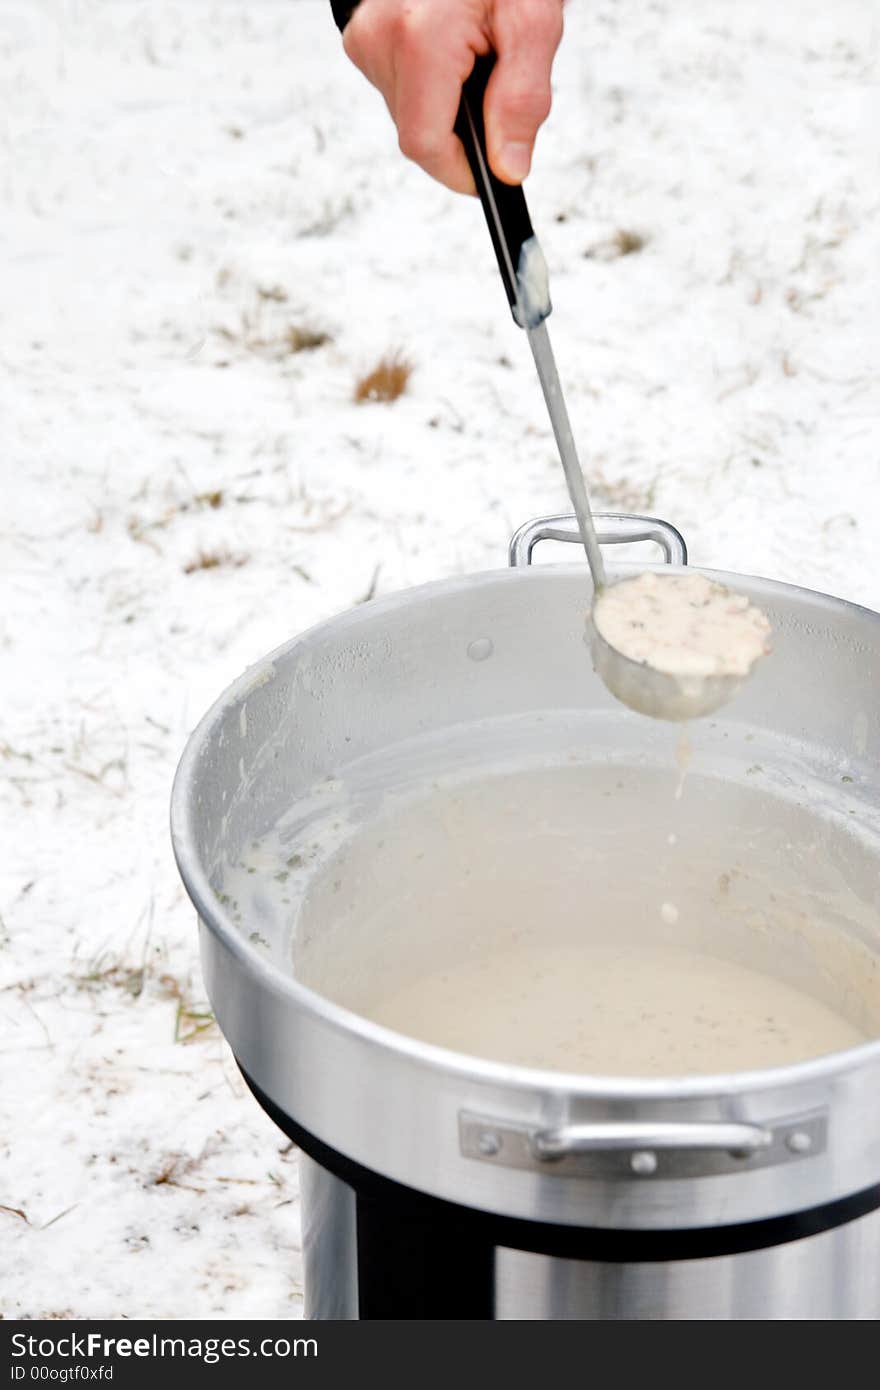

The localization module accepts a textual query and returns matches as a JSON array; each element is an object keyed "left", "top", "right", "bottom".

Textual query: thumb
[{"left": 483, "top": 3, "right": 563, "bottom": 184}]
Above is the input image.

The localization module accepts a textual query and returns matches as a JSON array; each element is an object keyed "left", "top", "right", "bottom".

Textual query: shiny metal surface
[
  {"left": 526, "top": 321, "right": 606, "bottom": 588},
  {"left": 590, "top": 615, "right": 751, "bottom": 722},
  {"left": 533, "top": 1120, "right": 774, "bottom": 1157},
  {"left": 172, "top": 513, "right": 880, "bottom": 1233},
  {"left": 459, "top": 1113, "right": 827, "bottom": 1180},
  {"left": 508, "top": 513, "right": 688, "bottom": 568},
  {"left": 495, "top": 1205, "right": 880, "bottom": 1318},
  {"left": 300, "top": 1153, "right": 880, "bottom": 1319},
  {"left": 299, "top": 1156, "right": 358, "bottom": 1320}
]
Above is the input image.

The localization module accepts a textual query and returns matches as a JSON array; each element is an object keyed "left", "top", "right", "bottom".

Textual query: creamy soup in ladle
[
  {"left": 593, "top": 572, "right": 772, "bottom": 681},
  {"left": 590, "top": 571, "right": 773, "bottom": 721}
]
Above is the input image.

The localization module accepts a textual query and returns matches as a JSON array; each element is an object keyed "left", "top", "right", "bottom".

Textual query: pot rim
[{"left": 170, "top": 560, "right": 880, "bottom": 1101}]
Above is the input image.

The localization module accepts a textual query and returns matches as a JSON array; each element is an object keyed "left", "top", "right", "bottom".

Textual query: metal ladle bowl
[
  {"left": 589, "top": 619, "right": 747, "bottom": 722},
  {"left": 510, "top": 513, "right": 761, "bottom": 722}
]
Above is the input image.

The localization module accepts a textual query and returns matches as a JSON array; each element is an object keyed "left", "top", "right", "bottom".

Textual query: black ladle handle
[{"left": 455, "top": 53, "right": 546, "bottom": 327}]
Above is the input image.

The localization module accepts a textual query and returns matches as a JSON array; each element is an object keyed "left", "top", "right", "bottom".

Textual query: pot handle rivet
[
  {"left": 785, "top": 1130, "right": 813, "bottom": 1154},
  {"left": 630, "top": 1150, "right": 658, "bottom": 1176}
]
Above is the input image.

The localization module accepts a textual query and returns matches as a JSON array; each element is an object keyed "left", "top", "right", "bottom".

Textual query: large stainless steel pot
[{"left": 171, "top": 514, "right": 880, "bottom": 1319}]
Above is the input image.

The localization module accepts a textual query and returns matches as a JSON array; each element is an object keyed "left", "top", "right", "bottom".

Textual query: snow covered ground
[{"left": 2, "top": 0, "right": 878, "bottom": 1319}]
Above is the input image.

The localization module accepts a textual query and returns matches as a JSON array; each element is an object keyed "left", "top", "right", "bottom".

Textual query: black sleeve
[{"left": 330, "top": 0, "right": 360, "bottom": 31}]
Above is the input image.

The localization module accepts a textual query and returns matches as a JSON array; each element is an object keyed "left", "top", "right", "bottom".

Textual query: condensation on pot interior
[{"left": 218, "top": 710, "right": 880, "bottom": 1077}]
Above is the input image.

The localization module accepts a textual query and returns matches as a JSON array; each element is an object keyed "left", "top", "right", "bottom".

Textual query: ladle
[{"left": 455, "top": 55, "right": 766, "bottom": 720}]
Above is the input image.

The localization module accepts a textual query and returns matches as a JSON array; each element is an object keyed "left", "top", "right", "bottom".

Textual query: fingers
[
  {"left": 484, "top": 0, "right": 563, "bottom": 184},
  {"left": 392, "top": 13, "right": 481, "bottom": 194},
  {"left": 343, "top": 0, "right": 485, "bottom": 194},
  {"left": 342, "top": 0, "right": 562, "bottom": 193}
]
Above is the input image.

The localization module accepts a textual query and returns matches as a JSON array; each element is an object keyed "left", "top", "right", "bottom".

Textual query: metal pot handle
[
  {"left": 532, "top": 1121, "right": 770, "bottom": 1161},
  {"left": 508, "top": 513, "right": 688, "bottom": 568},
  {"left": 536, "top": 1122, "right": 780, "bottom": 1181},
  {"left": 460, "top": 1111, "right": 825, "bottom": 1180}
]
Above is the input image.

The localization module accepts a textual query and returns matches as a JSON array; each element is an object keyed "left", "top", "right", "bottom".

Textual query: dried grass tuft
[
  {"left": 283, "top": 325, "right": 331, "bottom": 354},
  {"left": 354, "top": 354, "right": 413, "bottom": 404},
  {"left": 588, "top": 466, "right": 657, "bottom": 514},
  {"left": 585, "top": 228, "right": 648, "bottom": 261},
  {"left": 194, "top": 489, "right": 224, "bottom": 509},
  {"left": 75, "top": 954, "right": 144, "bottom": 998},
  {"left": 215, "top": 307, "right": 332, "bottom": 359},
  {"left": 183, "top": 549, "right": 248, "bottom": 575}
]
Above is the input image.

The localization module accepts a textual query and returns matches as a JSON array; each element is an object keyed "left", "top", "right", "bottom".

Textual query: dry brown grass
[
  {"left": 75, "top": 958, "right": 145, "bottom": 998},
  {"left": 1, "top": 1204, "right": 29, "bottom": 1223},
  {"left": 194, "top": 489, "right": 224, "bottom": 509},
  {"left": 284, "top": 325, "right": 331, "bottom": 353},
  {"left": 71, "top": 952, "right": 216, "bottom": 1045},
  {"left": 354, "top": 354, "right": 413, "bottom": 404},
  {"left": 147, "top": 1136, "right": 223, "bottom": 1191},
  {"left": 215, "top": 308, "right": 331, "bottom": 359},
  {"left": 183, "top": 548, "right": 248, "bottom": 575},
  {"left": 614, "top": 229, "right": 646, "bottom": 256},
  {"left": 585, "top": 228, "right": 648, "bottom": 261},
  {"left": 588, "top": 466, "right": 657, "bottom": 513},
  {"left": 156, "top": 972, "right": 218, "bottom": 1044}
]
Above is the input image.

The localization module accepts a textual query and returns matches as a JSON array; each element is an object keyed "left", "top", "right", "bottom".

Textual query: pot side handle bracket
[
  {"left": 459, "top": 1112, "right": 827, "bottom": 1181},
  {"left": 509, "top": 513, "right": 688, "bottom": 569}
]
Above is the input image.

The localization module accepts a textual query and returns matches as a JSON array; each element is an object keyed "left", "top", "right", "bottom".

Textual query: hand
[{"left": 342, "top": 0, "right": 564, "bottom": 193}]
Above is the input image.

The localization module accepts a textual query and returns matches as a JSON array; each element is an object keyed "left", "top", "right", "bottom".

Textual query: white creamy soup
[
  {"left": 219, "top": 719, "right": 880, "bottom": 1078},
  {"left": 593, "top": 572, "right": 772, "bottom": 679},
  {"left": 355, "top": 940, "right": 865, "bottom": 1074}
]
